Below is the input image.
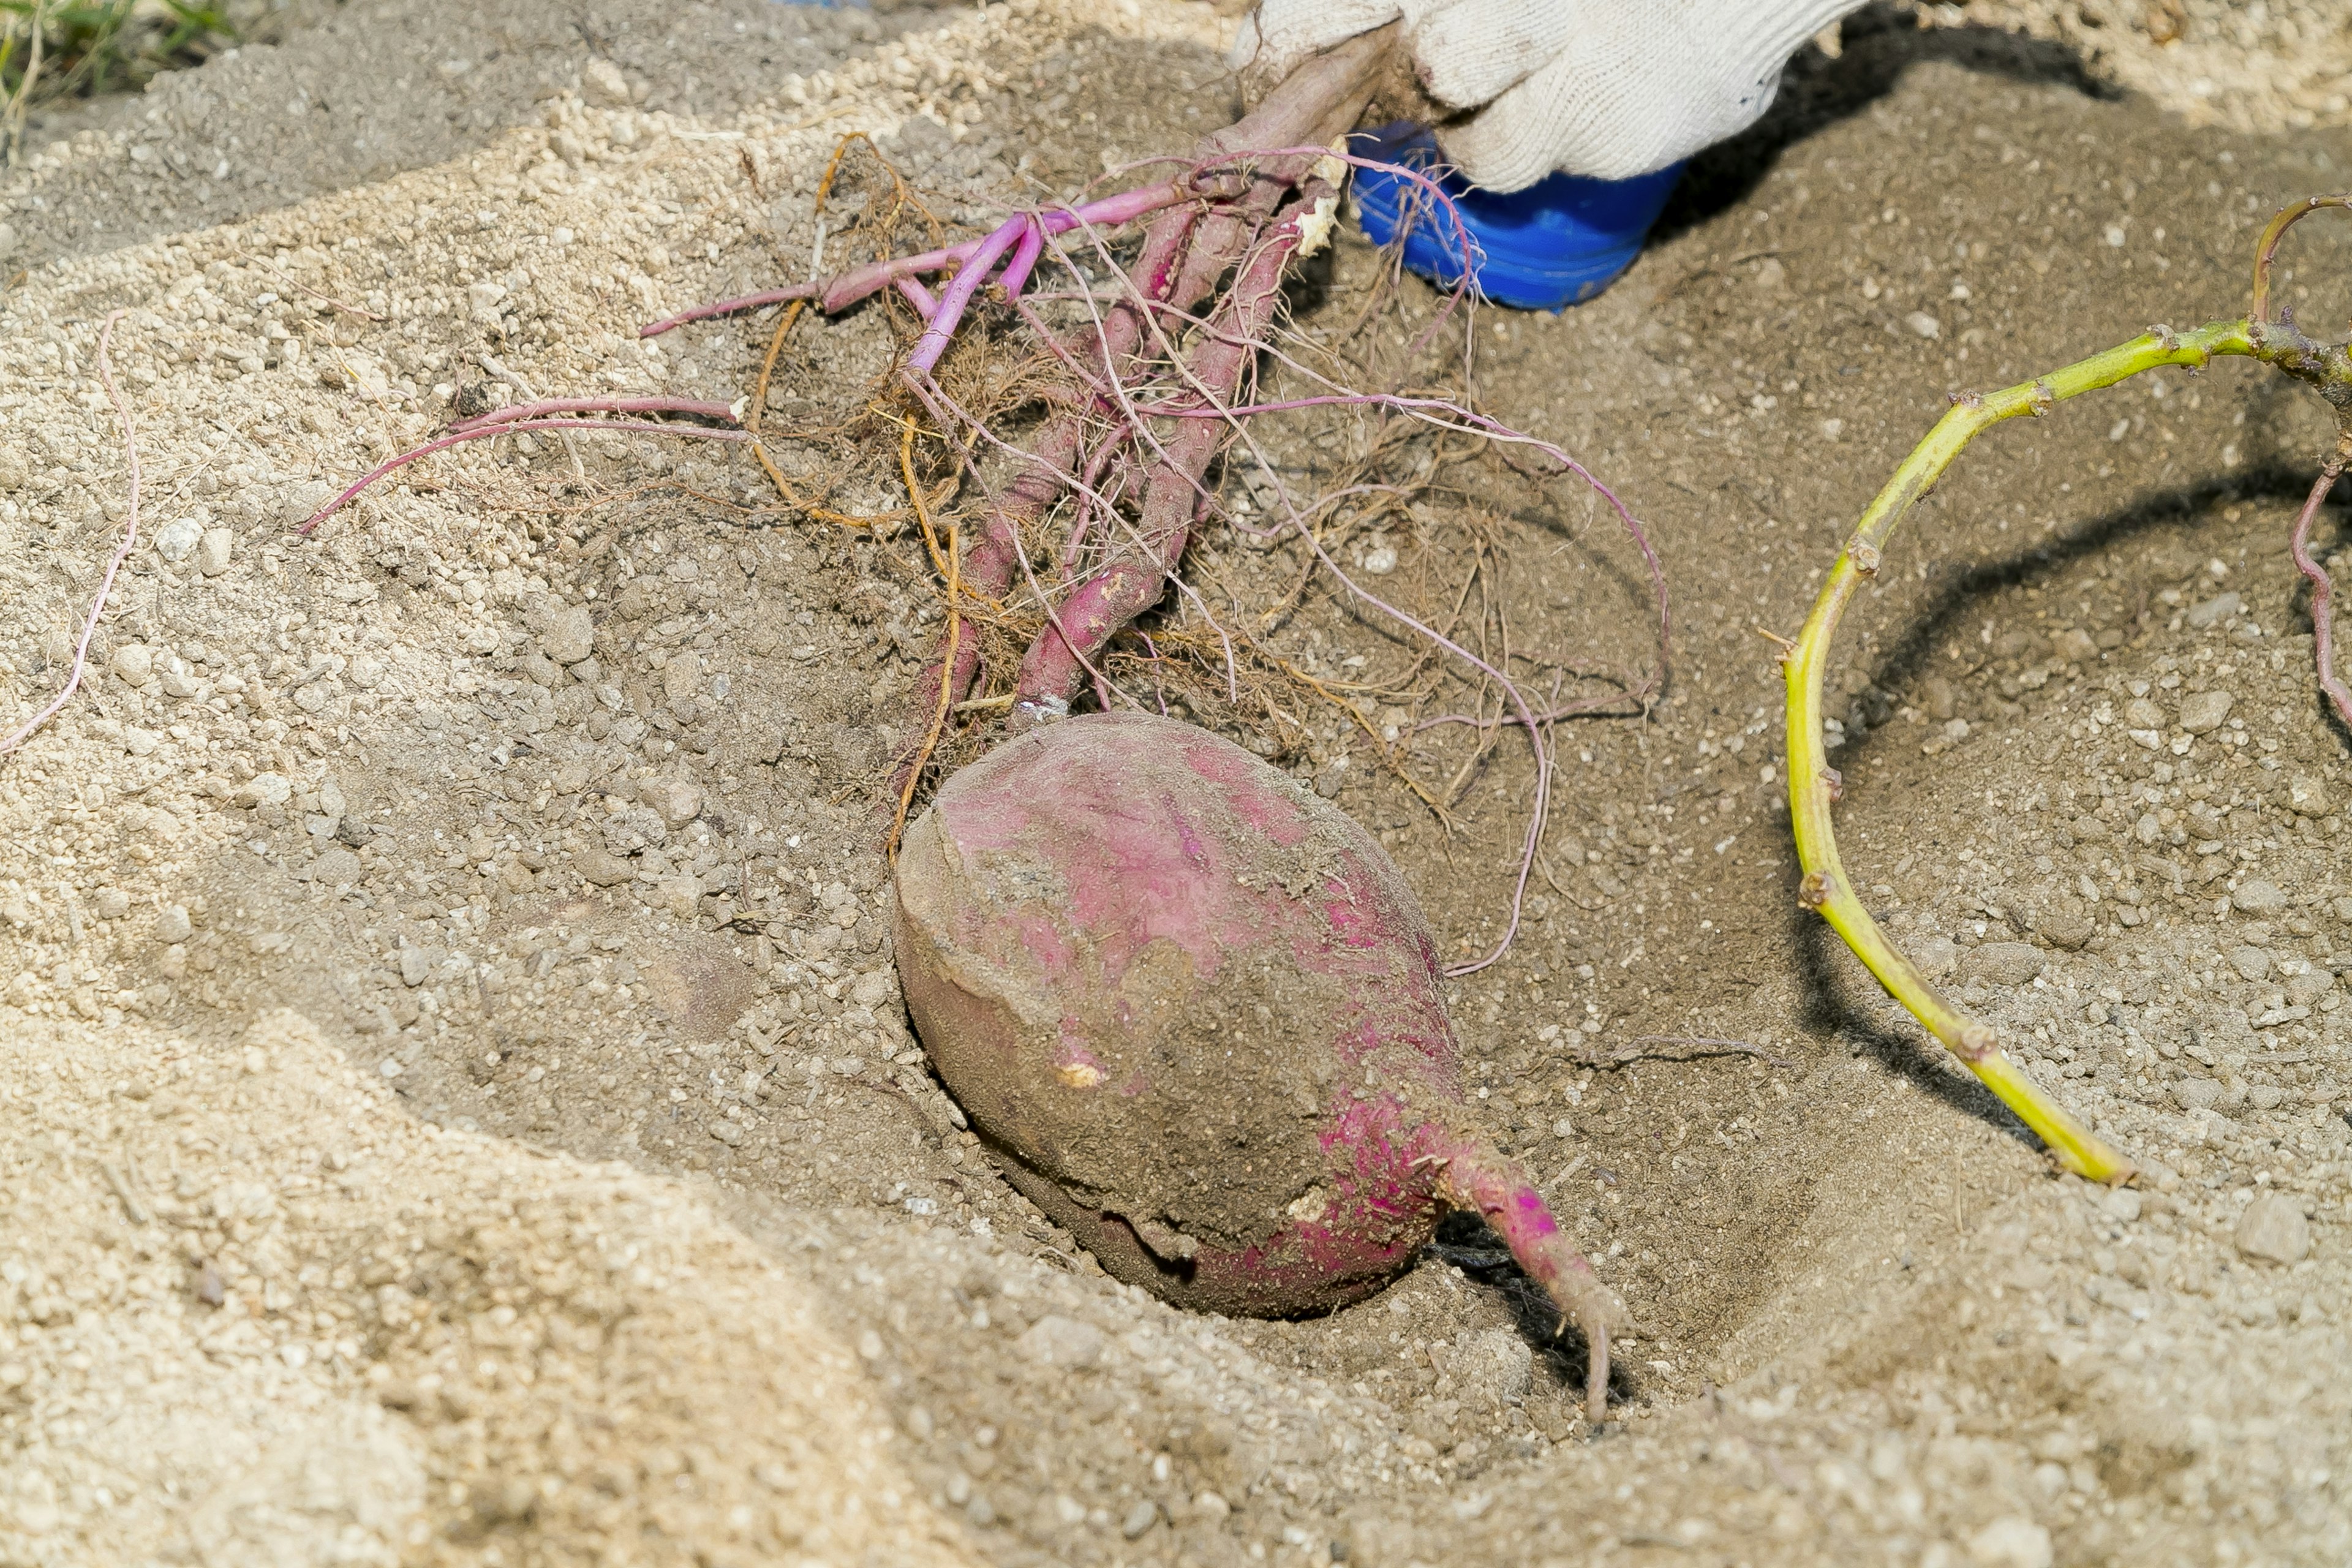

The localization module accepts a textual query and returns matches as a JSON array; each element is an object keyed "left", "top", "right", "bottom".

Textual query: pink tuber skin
[{"left": 892, "top": 712, "right": 1621, "bottom": 1421}]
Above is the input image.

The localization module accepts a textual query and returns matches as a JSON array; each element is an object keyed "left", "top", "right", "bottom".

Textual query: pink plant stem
[
  {"left": 2, "top": 311, "right": 140, "bottom": 760},
  {"left": 907, "top": 215, "right": 1031, "bottom": 374},
  {"left": 296, "top": 418, "right": 751, "bottom": 535},
  {"left": 819, "top": 179, "right": 1204, "bottom": 315},
  {"left": 450, "top": 395, "right": 739, "bottom": 431},
  {"left": 1418, "top": 1127, "right": 1617, "bottom": 1423},
  {"left": 998, "top": 219, "right": 1047, "bottom": 300},
  {"left": 639, "top": 283, "right": 821, "bottom": 337},
  {"left": 1013, "top": 187, "right": 1330, "bottom": 717},
  {"left": 897, "top": 276, "right": 939, "bottom": 319},
  {"left": 2289, "top": 454, "right": 2352, "bottom": 728}
]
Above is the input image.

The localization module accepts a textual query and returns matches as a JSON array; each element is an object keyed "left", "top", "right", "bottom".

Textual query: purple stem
[
  {"left": 897, "top": 276, "right": 940, "bottom": 319},
  {"left": 295, "top": 418, "right": 750, "bottom": 535},
  {"left": 907, "top": 214, "right": 1030, "bottom": 375},
  {"left": 998, "top": 219, "right": 1047, "bottom": 301},
  {"left": 639, "top": 284, "right": 821, "bottom": 338}
]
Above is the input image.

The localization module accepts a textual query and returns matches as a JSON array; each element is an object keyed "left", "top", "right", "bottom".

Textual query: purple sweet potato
[{"left": 892, "top": 712, "right": 1620, "bottom": 1417}]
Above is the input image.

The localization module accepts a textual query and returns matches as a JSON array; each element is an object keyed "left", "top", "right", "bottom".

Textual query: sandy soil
[{"left": 2, "top": 2, "right": 2349, "bottom": 1566}]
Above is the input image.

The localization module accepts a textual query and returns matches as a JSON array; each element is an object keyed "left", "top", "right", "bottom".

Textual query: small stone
[
  {"left": 1913, "top": 934, "right": 1960, "bottom": 979},
  {"left": 2248, "top": 1084, "right": 2284, "bottom": 1110},
  {"left": 657, "top": 875, "right": 702, "bottom": 919},
  {"left": 154, "top": 517, "right": 203, "bottom": 563},
  {"left": 2288, "top": 777, "right": 2331, "bottom": 818},
  {"left": 1015, "top": 1314, "right": 1105, "bottom": 1369},
  {"left": 1191, "top": 1491, "right": 1231, "bottom": 1521},
  {"left": 1905, "top": 311, "right": 1941, "bottom": 339},
  {"left": 850, "top": 971, "right": 896, "bottom": 1009},
  {"left": 2185, "top": 592, "right": 2241, "bottom": 630},
  {"left": 2034, "top": 898, "right": 2094, "bottom": 952},
  {"left": 582, "top": 57, "right": 632, "bottom": 106},
  {"left": 2227, "top": 944, "right": 2272, "bottom": 982},
  {"left": 398, "top": 947, "right": 433, "bottom": 987},
  {"left": 573, "top": 843, "right": 636, "bottom": 887},
  {"left": 1121, "top": 1501, "right": 1161, "bottom": 1539},
  {"left": 708, "top": 1118, "right": 746, "bottom": 1147},
  {"left": 1961, "top": 941, "right": 2045, "bottom": 986},
  {"left": 110, "top": 644, "right": 156, "bottom": 687},
  {"left": 1967, "top": 1517, "right": 2052, "bottom": 1568},
  {"left": 2054, "top": 628, "right": 2098, "bottom": 665},
  {"left": 2231, "top": 880, "right": 2288, "bottom": 917},
  {"left": 1452, "top": 1328, "right": 1533, "bottom": 1407},
  {"left": 91, "top": 888, "right": 130, "bottom": 921},
  {"left": 2177, "top": 689, "right": 2233, "bottom": 733},
  {"left": 348, "top": 654, "right": 386, "bottom": 690},
  {"left": 233, "top": 772, "right": 292, "bottom": 809},
  {"left": 197, "top": 527, "right": 233, "bottom": 576},
  {"left": 639, "top": 778, "right": 703, "bottom": 828},
  {"left": 1313, "top": 759, "right": 1349, "bottom": 799},
  {"left": 2171, "top": 1077, "right": 2222, "bottom": 1112},
  {"left": 541, "top": 604, "right": 597, "bottom": 666},
  {"left": 2234, "top": 1193, "right": 2312, "bottom": 1264},
  {"left": 1362, "top": 545, "right": 1398, "bottom": 575},
  {"left": 312, "top": 847, "right": 361, "bottom": 886},
  {"left": 2101, "top": 1187, "right": 2142, "bottom": 1223},
  {"left": 156, "top": 905, "right": 192, "bottom": 944}
]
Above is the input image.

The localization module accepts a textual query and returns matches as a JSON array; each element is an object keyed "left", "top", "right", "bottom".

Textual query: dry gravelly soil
[{"left": 2, "top": 2, "right": 2350, "bottom": 1566}]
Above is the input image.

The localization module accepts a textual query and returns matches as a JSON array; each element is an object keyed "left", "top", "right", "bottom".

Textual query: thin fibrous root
[{"left": 1, "top": 311, "right": 140, "bottom": 760}]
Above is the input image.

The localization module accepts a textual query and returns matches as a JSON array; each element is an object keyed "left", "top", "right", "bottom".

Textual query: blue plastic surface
[{"left": 1348, "top": 124, "right": 1684, "bottom": 311}]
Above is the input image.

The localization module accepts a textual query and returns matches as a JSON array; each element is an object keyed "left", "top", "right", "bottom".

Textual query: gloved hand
[{"left": 1234, "top": 0, "right": 1868, "bottom": 191}]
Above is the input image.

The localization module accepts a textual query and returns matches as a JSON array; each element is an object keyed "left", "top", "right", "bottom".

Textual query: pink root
[
  {"left": 1419, "top": 1128, "right": 1619, "bottom": 1423},
  {"left": 1012, "top": 182, "right": 1332, "bottom": 717},
  {"left": 2290, "top": 456, "right": 2352, "bottom": 729},
  {"left": 2, "top": 311, "right": 141, "bottom": 759},
  {"left": 296, "top": 417, "right": 750, "bottom": 535}
]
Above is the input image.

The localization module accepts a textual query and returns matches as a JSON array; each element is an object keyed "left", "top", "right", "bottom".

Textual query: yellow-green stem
[{"left": 1785, "top": 317, "right": 2261, "bottom": 1184}]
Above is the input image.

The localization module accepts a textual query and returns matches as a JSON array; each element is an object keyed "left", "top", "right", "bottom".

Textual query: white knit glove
[{"left": 1234, "top": 0, "right": 1868, "bottom": 190}]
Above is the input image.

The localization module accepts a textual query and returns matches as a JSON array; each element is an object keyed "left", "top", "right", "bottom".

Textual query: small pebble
[
  {"left": 91, "top": 888, "right": 130, "bottom": 921},
  {"left": 2234, "top": 1193, "right": 2312, "bottom": 1264},
  {"left": 573, "top": 843, "right": 636, "bottom": 887},
  {"left": 1192, "top": 1490, "right": 1231, "bottom": 1521},
  {"left": 197, "top": 527, "right": 233, "bottom": 576},
  {"left": 1120, "top": 1500, "right": 1161, "bottom": 1539},
  {"left": 154, "top": 517, "right": 203, "bottom": 563},
  {"left": 2184, "top": 592, "right": 2241, "bottom": 630},
  {"left": 2177, "top": 688, "right": 2233, "bottom": 733},
  {"left": 2227, "top": 944, "right": 2272, "bottom": 982},
  {"left": 639, "top": 778, "right": 704, "bottom": 829},
  {"left": 2231, "top": 880, "right": 2288, "bottom": 917},
  {"left": 541, "top": 603, "right": 597, "bottom": 666},
  {"left": 1961, "top": 941, "right": 2045, "bottom": 986},
  {"left": 156, "top": 905, "right": 192, "bottom": 944},
  {"left": 110, "top": 644, "right": 155, "bottom": 687},
  {"left": 235, "top": 772, "right": 292, "bottom": 809},
  {"left": 398, "top": 947, "right": 432, "bottom": 987},
  {"left": 1905, "top": 311, "right": 1940, "bottom": 339},
  {"left": 2171, "top": 1077, "right": 2222, "bottom": 1112}
]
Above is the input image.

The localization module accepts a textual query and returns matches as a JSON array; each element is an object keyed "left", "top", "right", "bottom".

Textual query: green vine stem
[{"left": 1781, "top": 195, "right": 2352, "bottom": 1185}]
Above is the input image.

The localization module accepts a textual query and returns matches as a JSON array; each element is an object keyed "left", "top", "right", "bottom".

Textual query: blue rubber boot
[{"left": 1348, "top": 123, "right": 1684, "bottom": 311}]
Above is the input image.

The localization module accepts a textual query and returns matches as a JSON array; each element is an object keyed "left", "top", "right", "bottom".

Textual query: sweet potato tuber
[{"left": 892, "top": 712, "right": 1620, "bottom": 1419}]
